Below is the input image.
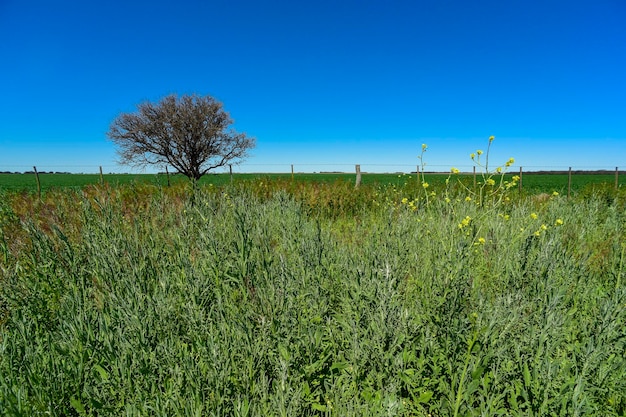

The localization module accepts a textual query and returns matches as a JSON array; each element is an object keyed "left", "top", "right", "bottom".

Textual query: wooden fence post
[
  {"left": 473, "top": 166, "right": 476, "bottom": 190},
  {"left": 291, "top": 164, "right": 294, "bottom": 181},
  {"left": 568, "top": 167, "right": 572, "bottom": 199},
  {"left": 355, "top": 164, "right": 361, "bottom": 188},
  {"left": 99, "top": 166, "right": 104, "bottom": 185},
  {"left": 229, "top": 164, "right": 233, "bottom": 183},
  {"left": 165, "top": 166, "right": 171, "bottom": 187},
  {"left": 416, "top": 165, "right": 420, "bottom": 185},
  {"left": 519, "top": 166, "right": 523, "bottom": 194},
  {"left": 33, "top": 166, "right": 41, "bottom": 199},
  {"left": 616, "top": 167, "right": 619, "bottom": 191}
]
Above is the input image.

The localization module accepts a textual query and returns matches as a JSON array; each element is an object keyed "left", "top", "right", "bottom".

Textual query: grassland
[
  {"left": 0, "top": 177, "right": 625, "bottom": 416},
  {"left": 0, "top": 170, "right": 624, "bottom": 195}
]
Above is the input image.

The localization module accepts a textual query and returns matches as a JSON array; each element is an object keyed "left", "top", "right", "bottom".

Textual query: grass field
[
  {"left": 0, "top": 177, "right": 625, "bottom": 416},
  {"left": 0, "top": 171, "right": 624, "bottom": 195}
]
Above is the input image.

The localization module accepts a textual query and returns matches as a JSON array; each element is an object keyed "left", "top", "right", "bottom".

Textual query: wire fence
[
  {"left": 1, "top": 163, "right": 624, "bottom": 201},
  {"left": 0, "top": 162, "right": 624, "bottom": 175}
]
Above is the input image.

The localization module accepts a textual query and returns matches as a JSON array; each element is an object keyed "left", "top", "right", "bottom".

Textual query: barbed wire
[{"left": 0, "top": 163, "right": 623, "bottom": 173}]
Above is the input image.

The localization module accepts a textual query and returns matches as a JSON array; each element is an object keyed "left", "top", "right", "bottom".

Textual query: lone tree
[{"left": 108, "top": 94, "right": 255, "bottom": 181}]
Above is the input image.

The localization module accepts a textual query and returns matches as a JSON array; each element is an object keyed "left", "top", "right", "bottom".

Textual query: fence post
[
  {"left": 416, "top": 165, "right": 420, "bottom": 185},
  {"left": 33, "top": 166, "right": 41, "bottom": 200},
  {"left": 99, "top": 166, "right": 104, "bottom": 185},
  {"left": 473, "top": 166, "right": 476, "bottom": 190},
  {"left": 165, "top": 166, "right": 171, "bottom": 187},
  {"left": 355, "top": 164, "right": 361, "bottom": 188},
  {"left": 229, "top": 164, "right": 233, "bottom": 183},
  {"left": 568, "top": 167, "right": 572, "bottom": 199},
  {"left": 616, "top": 167, "right": 619, "bottom": 191},
  {"left": 519, "top": 166, "right": 523, "bottom": 194},
  {"left": 291, "top": 164, "right": 294, "bottom": 181}
]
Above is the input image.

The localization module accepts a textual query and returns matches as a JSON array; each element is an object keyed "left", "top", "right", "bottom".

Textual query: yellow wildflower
[
  {"left": 451, "top": 167, "right": 460, "bottom": 174},
  {"left": 530, "top": 212, "right": 538, "bottom": 220},
  {"left": 552, "top": 191, "right": 559, "bottom": 197},
  {"left": 555, "top": 218, "right": 564, "bottom": 226},
  {"left": 489, "top": 136, "right": 495, "bottom": 142},
  {"left": 401, "top": 197, "right": 408, "bottom": 204},
  {"left": 477, "top": 150, "right": 483, "bottom": 156},
  {"left": 458, "top": 215, "right": 472, "bottom": 229},
  {"left": 422, "top": 182, "right": 429, "bottom": 188},
  {"left": 421, "top": 143, "right": 428, "bottom": 150},
  {"left": 470, "top": 153, "right": 476, "bottom": 159},
  {"left": 478, "top": 237, "right": 486, "bottom": 245},
  {"left": 486, "top": 178, "right": 496, "bottom": 186}
]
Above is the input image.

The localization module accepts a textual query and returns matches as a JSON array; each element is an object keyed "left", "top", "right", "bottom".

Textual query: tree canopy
[{"left": 107, "top": 94, "right": 255, "bottom": 181}]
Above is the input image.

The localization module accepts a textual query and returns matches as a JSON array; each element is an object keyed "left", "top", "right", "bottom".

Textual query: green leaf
[
  {"left": 311, "top": 403, "right": 327, "bottom": 411},
  {"left": 416, "top": 390, "right": 433, "bottom": 403},
  {"left": 523, "top": 363, "right": 531, "bottom": 388},
  {"left": 93, "top": 364, "right": 109, "bottom": 381},
  {"left": 330, "top": 361, "right": 349, "bottom": 371},
  {"left": 471, "top": 365, "right": 485, "bottom": 380},
  {"left": 278, "top": 344, "right": 291, "bottom": 362},
  {"left": 70, "top": 397, "right": 86, "bottom": 415}
]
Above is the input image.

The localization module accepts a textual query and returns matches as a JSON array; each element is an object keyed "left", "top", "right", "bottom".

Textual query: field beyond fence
[{"left": 0, "top": 168, "right": 624, "bottom": 196}]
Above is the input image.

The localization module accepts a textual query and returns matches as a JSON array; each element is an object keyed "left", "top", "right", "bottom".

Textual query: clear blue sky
[{"left": 1, "top": 0, "right": 625, "bottom": 173}]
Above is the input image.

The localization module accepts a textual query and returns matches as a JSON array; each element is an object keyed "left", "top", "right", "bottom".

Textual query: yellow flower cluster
[
  {"left": 501, "top": 174, "right": 520, "bottom": 190},
  {"left": 534, "top": 224, "right": 548, "bottom": 237},
  {"left": 458, "top": 215, "right": 472, "bottom": 229},
  {"left": 400, "top": 197, "right": 418, "bottom": 211}
]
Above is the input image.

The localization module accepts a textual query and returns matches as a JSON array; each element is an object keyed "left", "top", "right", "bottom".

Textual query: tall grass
[{"left": 0, "top": 180, "right": 625, "bottom": 416}]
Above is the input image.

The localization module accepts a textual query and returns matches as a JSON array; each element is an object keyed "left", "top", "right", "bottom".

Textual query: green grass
[
  {"left": 0, "top": 180, "right": 625, "bottom": 416},
  {"left": 1, "top": 171, "right": 624, "bottom": 194}
]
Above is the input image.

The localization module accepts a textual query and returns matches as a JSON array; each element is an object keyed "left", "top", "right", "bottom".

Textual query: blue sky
[{"left": 1, "top": 0, "right": 625, "bottom": 173}]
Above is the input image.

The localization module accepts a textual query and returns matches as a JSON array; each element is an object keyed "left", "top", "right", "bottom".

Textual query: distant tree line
[{"left": 1, "top": 171, "right": 72, "bottom": 175}]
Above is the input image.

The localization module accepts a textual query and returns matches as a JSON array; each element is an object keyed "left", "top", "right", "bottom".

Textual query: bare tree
[{"left": 107, "top": 94, "right": 255, "bottom": 181}]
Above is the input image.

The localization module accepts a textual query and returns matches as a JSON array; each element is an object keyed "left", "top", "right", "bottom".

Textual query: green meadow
[
  {"left": 0, "top": 174, "right": 625, "bottom": 416},
  {"left": 0, "top": 171, "right": 623, "bottom": 195}
]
